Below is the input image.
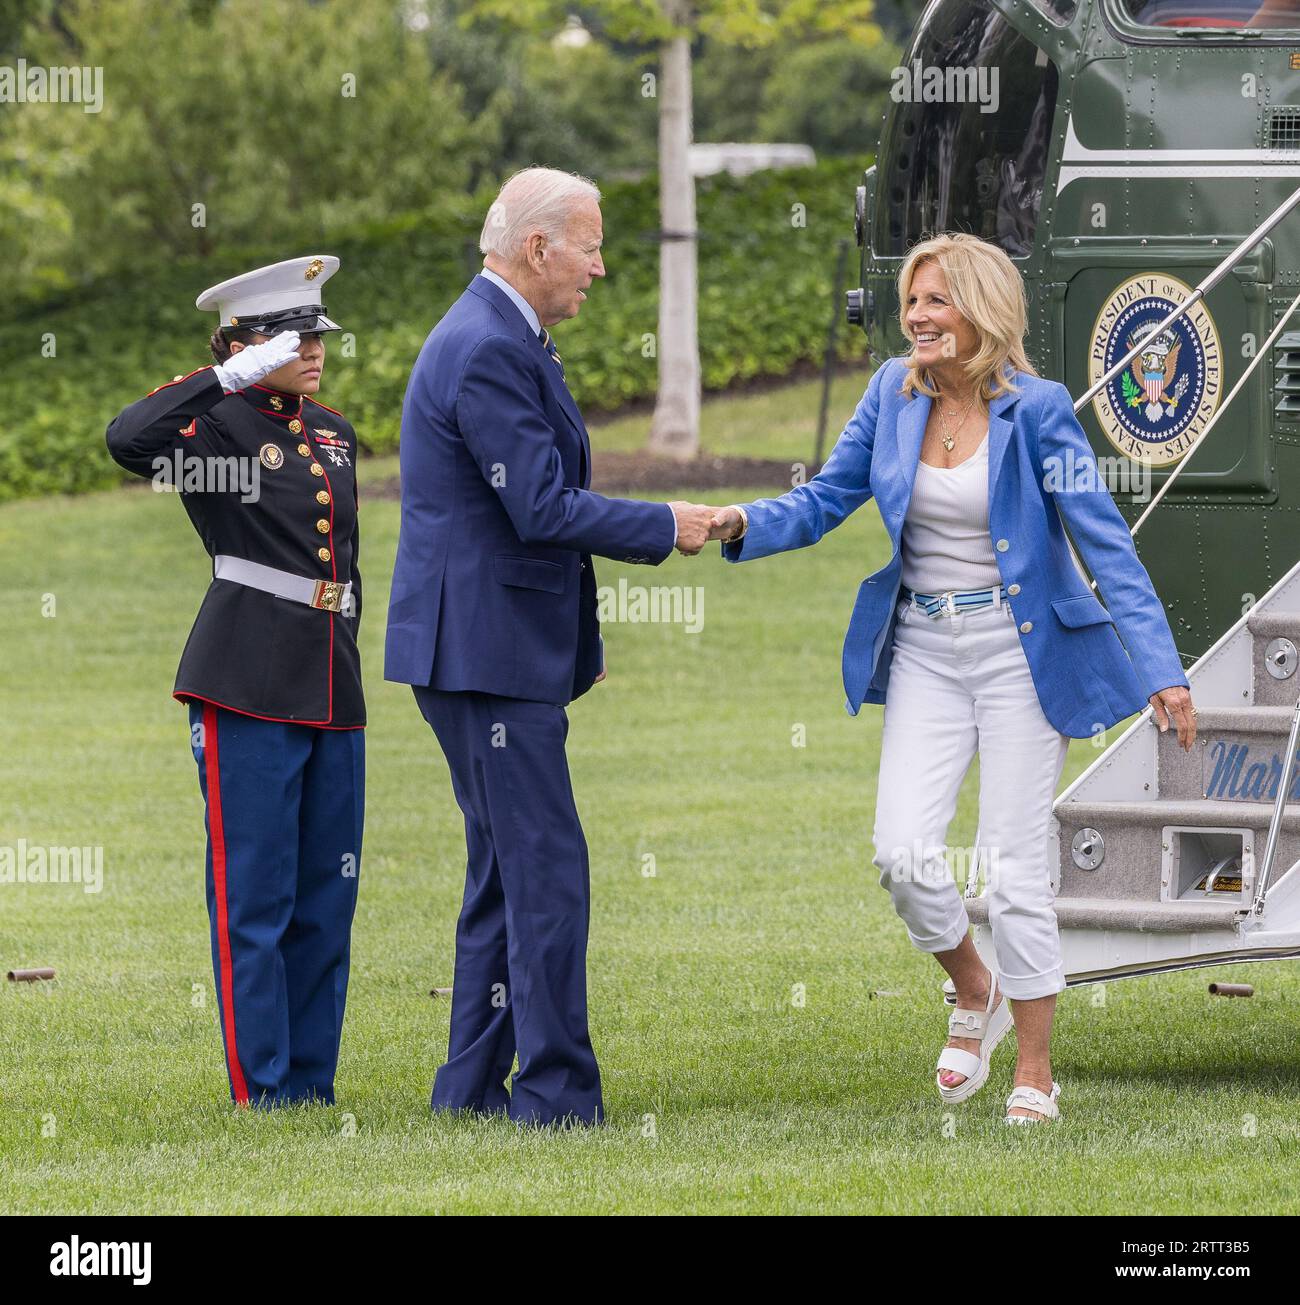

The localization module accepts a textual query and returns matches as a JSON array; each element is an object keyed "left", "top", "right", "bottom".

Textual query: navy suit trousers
[{"left": 414, "top": 686, "right": 602, "bottom": 1127}]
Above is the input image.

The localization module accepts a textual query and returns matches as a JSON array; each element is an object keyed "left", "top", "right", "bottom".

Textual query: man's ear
[
  {"left": 228, "top": 340, "right": 246, "bottom": 356},
  {"left": 523, "top": 230, "right": 547, "bottom": 272}
]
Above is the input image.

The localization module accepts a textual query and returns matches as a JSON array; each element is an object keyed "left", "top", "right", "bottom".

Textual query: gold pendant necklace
[{"left": 935, "top": 392, "right": 975, "bottom": 452}]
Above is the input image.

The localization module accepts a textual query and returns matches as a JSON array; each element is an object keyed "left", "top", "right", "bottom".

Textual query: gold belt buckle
[{"left": 311, "top": 580, "right": 345, "bottom": 612}]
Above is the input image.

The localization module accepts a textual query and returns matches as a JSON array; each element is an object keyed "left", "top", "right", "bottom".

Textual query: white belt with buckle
[{"left": 213, "top": 554, "right": 354, "bottom": 615}]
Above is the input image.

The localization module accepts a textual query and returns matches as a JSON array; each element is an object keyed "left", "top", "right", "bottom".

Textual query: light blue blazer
[{"left": 722, "top": 356, "right": 1189, "bottom": 738}]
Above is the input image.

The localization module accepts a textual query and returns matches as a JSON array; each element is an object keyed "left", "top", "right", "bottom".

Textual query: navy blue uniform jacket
[{"left": 106, "top": 369, "right": 364, "bottom": 727}]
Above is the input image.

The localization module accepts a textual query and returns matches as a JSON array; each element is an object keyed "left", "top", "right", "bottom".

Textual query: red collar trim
[{"left": 245, "top": 384, "right": 304, "bottom": 420}]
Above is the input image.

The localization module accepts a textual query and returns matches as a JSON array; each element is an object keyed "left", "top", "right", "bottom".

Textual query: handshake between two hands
[{"left": 669, "top": 502, "right": 744, "bottom": 555}]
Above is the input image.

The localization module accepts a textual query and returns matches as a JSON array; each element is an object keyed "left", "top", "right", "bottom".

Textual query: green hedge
[{"left": 0, "top": 158, "right": 870, "bottom": 502}]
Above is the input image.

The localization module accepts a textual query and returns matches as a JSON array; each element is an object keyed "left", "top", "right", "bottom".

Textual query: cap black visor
[{"left": 225, "top": 305, "right": 341, "bottom": 335}]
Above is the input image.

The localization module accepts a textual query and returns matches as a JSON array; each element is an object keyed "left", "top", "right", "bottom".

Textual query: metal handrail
[{"left": 1252, "top": 696, "right": 1300, "bottom": 915}]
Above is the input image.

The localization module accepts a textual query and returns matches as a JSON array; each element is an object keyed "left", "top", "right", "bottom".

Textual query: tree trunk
[{"left": 648, "top": 20, "right": 700, "bottom": 459}]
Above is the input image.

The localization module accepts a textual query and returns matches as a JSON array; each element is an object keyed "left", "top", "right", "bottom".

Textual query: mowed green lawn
[{"left": 3, "top": 379, "right": 1300, "bottom": 1214}]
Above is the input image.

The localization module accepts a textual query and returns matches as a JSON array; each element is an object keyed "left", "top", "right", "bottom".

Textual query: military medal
[{"left": 259, "top": 443, "right": 284, "bottom": 470}]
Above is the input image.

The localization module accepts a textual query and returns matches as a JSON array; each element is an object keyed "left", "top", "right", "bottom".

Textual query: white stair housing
[{"left": 966, "top": 558, "right": 1300, "bottom": 986}]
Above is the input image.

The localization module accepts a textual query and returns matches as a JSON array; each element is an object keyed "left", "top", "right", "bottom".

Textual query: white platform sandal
[
  {"left": 935, "top": 981, "right": 1011, "bottom": 1104},
  {"left": 1004, "top": 1081, "right": 1061, "bottom": 1124}
]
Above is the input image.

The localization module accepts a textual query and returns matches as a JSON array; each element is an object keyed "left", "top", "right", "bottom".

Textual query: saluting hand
[
  {"left": 1150, "top": 685, "right": 1197, "bottom": 752},
  {"left": 212, "top": 331, "right": 303, "bottom": 394}
]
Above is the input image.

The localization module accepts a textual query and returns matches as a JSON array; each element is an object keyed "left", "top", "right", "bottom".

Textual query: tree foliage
[{"left": 1, "top": 0, "right": 477, "bottom": 303}]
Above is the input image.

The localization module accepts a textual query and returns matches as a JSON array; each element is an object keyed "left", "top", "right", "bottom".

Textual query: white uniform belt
[{"left": 213, "top": 554, "right": 352, "bottom": 614}]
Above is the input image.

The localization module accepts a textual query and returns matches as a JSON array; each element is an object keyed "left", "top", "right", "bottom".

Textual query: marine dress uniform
[{"left": 105, "top": 256, "right": 365, "bottom": 1107}]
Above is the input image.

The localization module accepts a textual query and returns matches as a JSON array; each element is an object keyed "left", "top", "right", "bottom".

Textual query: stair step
[
  {"left": 1180, "top": 707, "right": 1297, "bottom": 733},
  {"left": 1158, "top": 712, "right": 1300, "bottom": 802},
  {"left": 1250, "top": 617, "right": 1300, "bottom": 706},
  {"left": 966, "top": 895, "right": 1242, "bottom": 932},
  {"left": 1053, "top": 799, "right": 1300, "bottom": 903},
  {"left": 1056, "top": 797, "right": 1300, "bottom": 830},
  {"left": 1247, "top": 611, "right": 1300, "bottom": 639}
]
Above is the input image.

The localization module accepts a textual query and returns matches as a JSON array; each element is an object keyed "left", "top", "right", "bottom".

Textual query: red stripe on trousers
[{"left": 203, "top": 703, "right": 249, "bottom": 1105}]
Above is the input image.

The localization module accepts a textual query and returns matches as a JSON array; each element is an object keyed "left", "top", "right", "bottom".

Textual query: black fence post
[{"left": 814, "top": 237, "right": 851, "bottom": 468}]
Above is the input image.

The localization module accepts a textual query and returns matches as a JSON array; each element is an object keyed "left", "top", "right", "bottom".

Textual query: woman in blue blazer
[{"left": 709, "top": 233, "right": 1197, "bottom": 1123}]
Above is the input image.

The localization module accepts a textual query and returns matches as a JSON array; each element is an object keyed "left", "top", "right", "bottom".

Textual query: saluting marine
[{"left": 106, "top": 256, "right": 365, "bottom": 1108}]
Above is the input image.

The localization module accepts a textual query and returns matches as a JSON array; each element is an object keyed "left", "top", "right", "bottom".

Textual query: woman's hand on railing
[{"left": 1150, "top": 685, "right": 1197, "bottom": 751}]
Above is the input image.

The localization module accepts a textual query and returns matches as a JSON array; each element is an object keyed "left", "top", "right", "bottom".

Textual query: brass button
[
  {"left": 996, "top": 538, "right": 1010, "bottom": 552},
  {"left": 310, "top": 463, "right": 324, "bottom": 477},
  {"left": 298, "top": 443, "right": 311, "bottom": 457},
  {"left": 316, "top": 490, "right": 331, "bottom": 505},
  {"left": 316, "top": 518, "right": 330, "bottom": 534},
  {"left": 289, "top": 418, "right": 303, "bottom": 434},
  {"left": 1020, "top": 620, "right": 1033, "bottom": 633},
  {"left": 1007, "top": 583, "right": 1021, "bottom": 595},
  {"left": 318, "top": 547, "right": 331, "bottom": 563}
]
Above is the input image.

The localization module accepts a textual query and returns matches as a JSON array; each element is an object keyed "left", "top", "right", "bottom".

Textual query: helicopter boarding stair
[{"left": 966, "top": 557, "right": 1300, "bottom": 986}]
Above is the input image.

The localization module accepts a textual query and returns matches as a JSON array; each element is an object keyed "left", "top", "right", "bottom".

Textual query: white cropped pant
[{"left": 871, "top": 590, "right": 1072, "bottom": 1000}]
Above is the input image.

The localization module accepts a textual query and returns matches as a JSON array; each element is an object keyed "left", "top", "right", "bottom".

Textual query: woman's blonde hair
[{"left": 896, "top": 233, "right": 1038, "bottom": 402}]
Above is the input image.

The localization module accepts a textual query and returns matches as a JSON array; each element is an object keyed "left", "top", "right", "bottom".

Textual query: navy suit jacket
[
  {"left": 724, "top": 356, "right": 1190, "bottom": 738},
  {"left": 385, "top": 275, "right": 677, "bottom": 703}
]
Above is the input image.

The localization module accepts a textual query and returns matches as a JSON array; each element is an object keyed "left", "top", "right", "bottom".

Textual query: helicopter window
[
  {"left": 1029, "top": 0, "right": 1078, "bottom": 21},
  {"left": 874, "top": 0, "right": 1058, "bottom": 259},
  {"left": 1121, "top": 0, "right": 1300, "bottom": 27}
]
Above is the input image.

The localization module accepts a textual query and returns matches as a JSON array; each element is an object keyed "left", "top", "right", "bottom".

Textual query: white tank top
[{"left": 900, "top": 434, "right": 1002, "bottom": 593}]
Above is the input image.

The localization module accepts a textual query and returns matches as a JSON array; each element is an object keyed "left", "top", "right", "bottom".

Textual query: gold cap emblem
[{"left": 305, "top": 258, "right": 324, "bottom": 281}]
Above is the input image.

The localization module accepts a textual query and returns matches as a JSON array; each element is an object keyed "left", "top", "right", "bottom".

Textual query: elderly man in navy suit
[{"left": 386, "top": 167, "right": 713, "bottom": 1127}]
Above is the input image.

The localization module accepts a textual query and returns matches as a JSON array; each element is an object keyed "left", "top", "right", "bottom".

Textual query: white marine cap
[{"left": 195, "top": 255, "right": 342, "bottom": 334}]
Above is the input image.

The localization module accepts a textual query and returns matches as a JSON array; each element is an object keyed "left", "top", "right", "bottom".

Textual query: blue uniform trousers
[
  {"left": 188, "top": 701, "right": 364, "bottom": 1107},
  {"left": 413, "top": 687, "right": 602, "bottom": 1127}
]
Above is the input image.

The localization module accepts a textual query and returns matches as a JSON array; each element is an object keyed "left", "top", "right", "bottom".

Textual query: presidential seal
[{"left": 1088, "top": 273, "right": 1222, "bottom": 467}]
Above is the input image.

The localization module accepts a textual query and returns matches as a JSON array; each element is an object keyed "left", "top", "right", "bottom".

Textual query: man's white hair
[{"left": 479, "top": 167, "right": 601, "bottom": 263}]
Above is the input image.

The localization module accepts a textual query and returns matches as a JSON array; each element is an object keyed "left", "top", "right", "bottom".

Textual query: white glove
[{"left": 212, "top": 331, "right": 302, "bottom": 393}]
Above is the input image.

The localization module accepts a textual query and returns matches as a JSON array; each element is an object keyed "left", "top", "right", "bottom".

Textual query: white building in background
[
  {"left": 553, "top": 16, "right": 592, "bottom": 48},
  {"left": 688, "top": 143, "right": 817, "bottom": 178}
]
